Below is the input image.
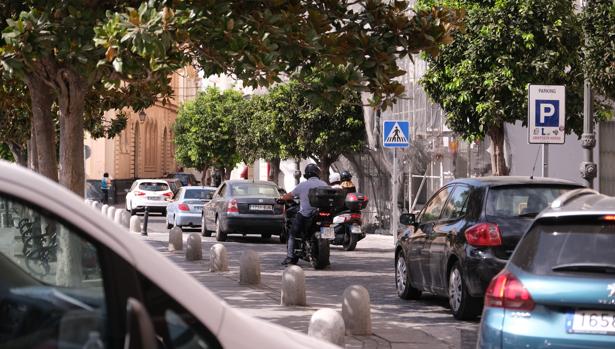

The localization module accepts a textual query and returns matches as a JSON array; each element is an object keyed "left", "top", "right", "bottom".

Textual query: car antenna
[{"left": 529, "top": 146, "right": 541, "bottom": 179}]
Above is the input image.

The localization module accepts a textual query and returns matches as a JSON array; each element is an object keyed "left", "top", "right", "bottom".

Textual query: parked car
[
  {"left": 166, "top": 186, "right": 217, "bottom": 230},
  {"left": 125, "top": 179, "right": 174, "bottom": 215},
  {"left": 166, "top": 172, "right": 200, "bottom": 186},
  {"left": 0, "top": 160, "right": 337, "bottom": 349},
  {"left": 479, "top": 188, "right": 615, "bottom": 348},
  {"left": 396, "top": 176, "right": 583, "bottom": 320},
  {"left": 162, "top": 177, "right": 183, "bottom": 195},
  {"left": 202, "top": 180, "right": 285, "bottom": 242}
]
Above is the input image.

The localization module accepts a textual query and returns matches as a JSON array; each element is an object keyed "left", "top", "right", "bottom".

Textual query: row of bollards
[{"left": 88, "top": 200, "right": 132, "bottom": 230}]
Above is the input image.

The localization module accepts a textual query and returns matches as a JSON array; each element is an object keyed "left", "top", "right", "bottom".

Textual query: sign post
[
  {"left": 383, "top": 120, "right": 410, "bottom": 243},
  {"left": 528, "top": 85, "right": 566, "bottom": 177}
]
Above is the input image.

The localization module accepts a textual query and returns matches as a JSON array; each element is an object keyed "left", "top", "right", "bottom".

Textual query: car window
[
  {"left": 184, "top": 189, "right": 215, "bottom": 200},
  {"left": 486, "top": 186, "right": 576, "bottom": 217},
  {"left": 139, "top": 182, "right": 169, "bottom": 192},
  {"left": 512, "top": 223, "right": 615, "bottom": 277},
  {"left": 0, "top": 195, "right": 107, "bottom": 348},
  {"left": 418, "top": 186, "right": 453, "bottom": 222},
  {"left": 230, "top": 184, "right": 279, "bottom": 197},
  {"left": 441, "top": 185, "right": 471, "bottom": 220}
]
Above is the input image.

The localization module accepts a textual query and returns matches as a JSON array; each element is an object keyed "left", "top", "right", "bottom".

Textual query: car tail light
[
  {"left": 464, "top": 223, "right": 502, "bottom": 247},
  {"left": 134, "top": 191, "right": 146, "bottom": 196},
  {"left": 227, "top": 199, "right": 239, "bottom": 213},
  {"left": 178, "top": 203, "right": 190, "bottom": 211},
  {"left": 485, "top": 271, "right": 535, "bottom": 311}
]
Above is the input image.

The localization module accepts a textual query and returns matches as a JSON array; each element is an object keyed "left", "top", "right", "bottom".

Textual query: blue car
[{"left": 478, "top": 188, "right": 615, "bottom": 348}]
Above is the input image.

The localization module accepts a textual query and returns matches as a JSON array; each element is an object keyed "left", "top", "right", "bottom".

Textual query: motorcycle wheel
[
  {"left": 310, "top": 238, "right": 330, "bottom": 270},
  {"left": 342, "top": 233, "right": 357, "bottom": 251}
]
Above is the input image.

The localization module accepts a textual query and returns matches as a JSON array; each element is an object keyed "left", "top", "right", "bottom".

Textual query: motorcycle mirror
[{"left": 399, "top": 213, "right": 416, "bottom": 226}]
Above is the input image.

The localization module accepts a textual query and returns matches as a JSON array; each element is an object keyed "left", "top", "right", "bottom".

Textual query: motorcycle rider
[
  {"left": 279, "top": 163, "right": 328, "bottom": 265},
  {"left": 329, "top": 172, "right": 342, "bottom": 189},
  {"left": 340, "top": 170, "right": 356, "bottom": 194}
]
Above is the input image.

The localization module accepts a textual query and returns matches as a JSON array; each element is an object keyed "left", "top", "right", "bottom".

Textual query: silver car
[{"left": 166, "top": 186, "right": 216, "bottom": 230}]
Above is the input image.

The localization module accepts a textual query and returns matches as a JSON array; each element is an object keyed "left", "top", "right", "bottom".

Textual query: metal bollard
[{"left": 142, "top": 206, "right": 149, "bottom": 236}]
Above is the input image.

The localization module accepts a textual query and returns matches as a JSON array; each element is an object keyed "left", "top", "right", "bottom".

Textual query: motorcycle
[
  {"left": 331, "top": 192, "right": 369, "bottom": 251},
  {"left": 278, "top": 187, "right": 345, "bottom": 269}
]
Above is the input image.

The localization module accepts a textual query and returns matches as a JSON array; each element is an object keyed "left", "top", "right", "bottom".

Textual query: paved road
[{"left": 133, "top": 211, "right": 479, "bottom": 348}]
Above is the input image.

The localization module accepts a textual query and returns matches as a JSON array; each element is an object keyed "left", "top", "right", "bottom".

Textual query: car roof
[
  {"left": 224, "top": 179, "right": 278, "bottom": 186},
  {"left": 447, "top": 176, "right": 583, "bottom": 188},
  {"left": 538, "top": 188, "right": 615, "bottom": 219},
  {"left": 135, "top": 179, "right": 169, "bottom": 183},
  {"left": 183, "top": 186, "right": 217, "bottom": 190}
]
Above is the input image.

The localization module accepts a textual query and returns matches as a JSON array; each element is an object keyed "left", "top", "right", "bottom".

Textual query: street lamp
[{"left": 138, "top": 110, "right": 147, "bottom": 123}]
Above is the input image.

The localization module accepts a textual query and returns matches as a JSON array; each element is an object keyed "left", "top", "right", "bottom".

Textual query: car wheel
[
  {"left": 395, "top": 250, "right": 422, "bottom": 300},
  {"left": 201, "top": 215, "right": 212, "bottom": 237},
  {"left": 215, "top": 218, "right": 227, "bottom": 242},
  {"left": 261, "top": 233, "right": 272, "bottom": 241},
  {"left": 448, "top": 262, "right": 482, "bottom": 320},
  {"left": 130, "top": 204, "right": 137, "bottom": 216}
]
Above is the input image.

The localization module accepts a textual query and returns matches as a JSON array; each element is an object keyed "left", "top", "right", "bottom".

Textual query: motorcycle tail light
[
  {"left": 464, "top": 223, "right": 502, "bottom": 247},
  {"left": 227, "top": 199, "right": 239, "bottom": 213},
  {"left": 350, "top": 213, "right": 362, "bottom": 220},
  {"left": 178, "top": 203, "right": 190, "bottom": 211},
  {"left": 485, "top": 271, "right": 535, "bottom": 311}
]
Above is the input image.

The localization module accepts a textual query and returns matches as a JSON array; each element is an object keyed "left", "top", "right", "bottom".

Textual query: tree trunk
[
  {"left": 201, "top": 165, "right": 209, "bottom": 186},
  {"left": 223, "top": 167, "right": 231, "bottom": 180},
  {"left": 270, "top": 158, "right": 281, "bottom": 186},
  {"left": 487, "top": 125, "right": 509, "bottom": 176},
  {"left": 318, "top": 155, "right": 334, "bottom": 184},
  {"left": 7, "top": 142, "right": 27, "bottom": 167},
  {"left": 26, "top": 75, "right": 57, "bottom": 181},
  {"left": 28, "top": 126, "right": 38, "bottom": 172}
]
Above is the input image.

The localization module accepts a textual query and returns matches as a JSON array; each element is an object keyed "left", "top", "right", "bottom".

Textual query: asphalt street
[{"left": 131, "top": 210, "right": 479, "bottom": 349}]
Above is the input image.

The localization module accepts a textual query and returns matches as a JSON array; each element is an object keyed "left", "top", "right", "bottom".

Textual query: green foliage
[
  {"left": 583, "top": 0, "right": 615, "bottom": 101},
  {"left": 174, "top": 87, "right": 245, "bottom": 171},
  {"left": 420, "top": 0, "right": 594, "bottom": 141},
  {"left": 0, "top": 67, "right": 30, "bottom": 149},
  {"left": 0, "top": 143, "right": 14, "bottom": 162}
]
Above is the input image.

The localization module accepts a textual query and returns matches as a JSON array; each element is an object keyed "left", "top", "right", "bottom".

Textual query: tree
[
  {"left": 174, "top": 87, "right": 244, "bottom": 182},
  {"left": 0, "top": 70, "right": 30, "bottom": 166},
  {"left": 583, "top": 0, "right": 615, "bottom": 101},
  {"left": 420, "top": 0, "right": 602, "bottom": 175}
]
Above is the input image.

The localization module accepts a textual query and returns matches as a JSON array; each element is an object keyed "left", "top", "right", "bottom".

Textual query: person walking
[{"left": 101, "top": 173, "right": 110, "bottom": 204}]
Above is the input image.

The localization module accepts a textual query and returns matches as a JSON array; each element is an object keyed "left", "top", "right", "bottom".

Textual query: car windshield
[
  {"left": 184, "top": 189, "right": 215, "bottom": 200},
  {"left": 230, "top": 183, "right": 279, "bottom": 197},
  {"left": 512, "top": 223, "right": 615, "bottom": 276},
  {"left": 139, "top": 182, "right": 169, "bottom": 192},
  {"left": 486, "top": 186, "right": 575, "bottom": 217}
]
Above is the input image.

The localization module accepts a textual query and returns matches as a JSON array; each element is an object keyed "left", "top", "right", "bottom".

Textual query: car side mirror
[
  {"left": 124, "top": 298, "right": 157, "bottom": 349},
  {"left": 400, "top": 213, "right": 416, "bottom": 226}
]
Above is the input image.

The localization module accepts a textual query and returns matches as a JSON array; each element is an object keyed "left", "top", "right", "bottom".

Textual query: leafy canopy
[{"left": 583, "top": 0, "right": 615, "bottom": 101}]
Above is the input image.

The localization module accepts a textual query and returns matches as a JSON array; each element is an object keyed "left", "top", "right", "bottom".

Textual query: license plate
[
  {"left": 147, "top": 196, "right": 160, "bottom": 201},
  {"left": 250, "top": 204, "right": 272, "bottom": 211},
  {"left": 193, "top": 205, "right": 203, "bottom": 211},
  {"left": 567, "top": 310, "right": 615, "bottom": 335},
  {"left": 320, "top": 227, "right": 335, "bottom": 239},
  {"left": 351, "top": 225, "right": 362, "bottom": 234}
]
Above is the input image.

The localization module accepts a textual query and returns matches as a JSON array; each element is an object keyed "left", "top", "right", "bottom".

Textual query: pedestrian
[{"left": 101, "top": 172, "right": 111, "bottom": 204}]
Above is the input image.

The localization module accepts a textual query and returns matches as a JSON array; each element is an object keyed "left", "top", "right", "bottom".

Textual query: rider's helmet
[
  {"left": 329, "top": 172, "right": 341, "bottom": 184},
  {"left": 303, "top": 163, "right": 321, "bottom": 179},
  {"left": 340, "top": 170, "right": 352, "bottom": 182}
]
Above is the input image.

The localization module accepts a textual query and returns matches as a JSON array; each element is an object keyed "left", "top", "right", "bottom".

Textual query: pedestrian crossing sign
[{"left": 383, "top": 120, "right": 410, "bottom": 148}]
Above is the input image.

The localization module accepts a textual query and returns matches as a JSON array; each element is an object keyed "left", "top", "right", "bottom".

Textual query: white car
[
  {"left": 0, "top": 160, "right": 338, "bottom": 349},
  {"left": 125, "top": 179, "right": 174, "bottom": 215}
]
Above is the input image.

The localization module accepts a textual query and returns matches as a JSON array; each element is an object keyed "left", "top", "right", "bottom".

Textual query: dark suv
[
  {"left": 167, "top": 172, "right": 199, "bottom": 186},
  {"left": 396, "top": 176, "right": 582, "bottom": 320}
]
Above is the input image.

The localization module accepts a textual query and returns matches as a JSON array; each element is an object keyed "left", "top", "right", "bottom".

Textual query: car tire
[
  {"left": 201, "top": 215, "right": 212, "bottom": 237},
  {"left": 448, "top": 262, "right": 482, "bottom": 320},
  {"left": 395, "top": 250, "right": 422, "bottom": 300},
  {"left": 215, "top": 218, "right": 227, "bottom": 242}
]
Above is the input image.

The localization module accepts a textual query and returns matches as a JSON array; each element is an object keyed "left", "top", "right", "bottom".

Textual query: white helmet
[{"left": 329, "top": 172, "right": 341, "bottom": 183}]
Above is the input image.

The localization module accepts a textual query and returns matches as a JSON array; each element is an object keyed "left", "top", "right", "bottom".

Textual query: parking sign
[{"left": 528, "top": 85, "right": 565, "bottom": 144}]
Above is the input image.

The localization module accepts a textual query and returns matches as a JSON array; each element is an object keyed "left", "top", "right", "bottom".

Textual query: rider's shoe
[{"left": 281, "top": 257, "right": 298, "bottom": 266}]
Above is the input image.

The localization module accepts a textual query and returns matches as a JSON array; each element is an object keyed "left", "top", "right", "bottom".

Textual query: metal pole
[
  {"left": 142, "top": 206, "right": 149, "bottom": 236},
  {"left": 542, "top": 144, "right": 549, "bottom": 177},
  {"left": 392, "top": 147, "right": 398, "bottom": 243},
  {"left": 580, "top": 0, "right": 597, "bottom": 188}
]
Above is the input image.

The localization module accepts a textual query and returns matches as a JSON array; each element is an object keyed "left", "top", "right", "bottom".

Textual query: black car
[
  {"left": 167, "top": 172, "right": 200, "bottom": 186},
  {"left": 395, "top": 176, "right": 583, "bottom": 320},
  {"left": 202, "top": 180, "right": 285, "bottom": 242}
]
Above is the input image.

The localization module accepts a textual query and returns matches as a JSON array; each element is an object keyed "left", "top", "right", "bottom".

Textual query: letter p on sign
[{"left": 535, "top": 100, "right": 559, "bottom": 127}]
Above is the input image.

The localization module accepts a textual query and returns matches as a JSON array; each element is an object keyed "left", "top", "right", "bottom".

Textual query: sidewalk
[{"left": 139, "top": 231, "right": 477, "bottom": 349}]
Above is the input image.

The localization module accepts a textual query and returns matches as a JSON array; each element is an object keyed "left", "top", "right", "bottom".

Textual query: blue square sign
[
  {"left": 383, "top": 120, "right": 410, "bottom": 148},
  {"left": 535, "top": 100, "right": 560, "bottom": 127}
]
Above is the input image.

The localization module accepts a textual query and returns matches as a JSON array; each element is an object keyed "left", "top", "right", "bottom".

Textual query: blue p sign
[{"left": 535, "top": 100, "right": 559, "bottom": 127}]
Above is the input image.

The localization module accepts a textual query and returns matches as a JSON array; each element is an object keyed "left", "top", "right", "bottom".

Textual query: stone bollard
[
  {"left": 85, "top": 199, "right": 92, "bottom": 205},
  {"left": 121, "top": 211, "right": 131, "bottom": 228},
  {"left": 129, "top": 215, "right": 142, "bottom": 234},
  {"left": 209, "top": 244, "right": 229, "bottom": 272},
  {"left": 113, "top": 209, "right": 123, "bottom": 226},
  {"left": 308, "top": 309, "right": 346, "bottom": 347},
  {"left": 92, "top": 202, "right": 101, "bottom": 211},
  {"left": 342, "top": 285, "right": 372, "bottom": 335},
  {"left": 281, "top": 265, "right": 306, "bottom": 306},
  {"left": 239, "top": 250, "right": 261, "bottom": 285},
  {"left": 185, "top": 233, "right": 202, "bottom": 261},
  {"left": 107, "top": 206, "right": 116, "bottom": 220},
  {"left": 168, "top": 227, "right": 183, "bottom": 252},
  {"left": 101, "top": 204, "right": 109, "bottom": 216}
]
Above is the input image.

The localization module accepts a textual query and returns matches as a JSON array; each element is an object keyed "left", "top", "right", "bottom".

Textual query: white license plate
[
  {"left": 320, "top": 227, "right": 335, "bottom": 239},
  {"left": 147, "top": 196, "right": 161, "bottom": 201},
  {"left": 193, "top": 205, "right": 203, "bottom": 211},
  {"left": 567, "top": 310, "right": 615, "bottom": 335},
  {"left": 250, "top": 204, "right": 272, "bottom": 211},
  {"left": 351, "top": 225, "right": 362, "bottom": 234}
]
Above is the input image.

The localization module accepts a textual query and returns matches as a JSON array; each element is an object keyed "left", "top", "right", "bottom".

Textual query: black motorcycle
[
  {"left": 278, "top": 187, "right": 345, "bottom": 269},
  {"left": 331, "top": 192, "right": 368, "bottom": 251}
]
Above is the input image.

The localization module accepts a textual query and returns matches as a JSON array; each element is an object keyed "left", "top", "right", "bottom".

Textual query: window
[
  {"left": 230, "top": 184, "right": 279, "bottom": 197},
  {"left": 0, "top": 196, "right": 107, "bottom": 348},
  {"left": 486, "top": 185, "right": 576, "bottom": 217},
  {"left": 139, "top": 182, "right": 170, "bottom": 192},
  {"left": 419, "top": 186, "right": 453, "bottom": 222},
  {"left": 441, "top": 185, "right": 471, "bottom": 220},
  {"left": 184, "top": 189, "right": 215, "bottom": 200}
]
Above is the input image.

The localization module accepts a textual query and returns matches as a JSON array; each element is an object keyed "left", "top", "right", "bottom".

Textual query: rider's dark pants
[{"left": 287, "top": 213, "right": 312, "bottom": 259}]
